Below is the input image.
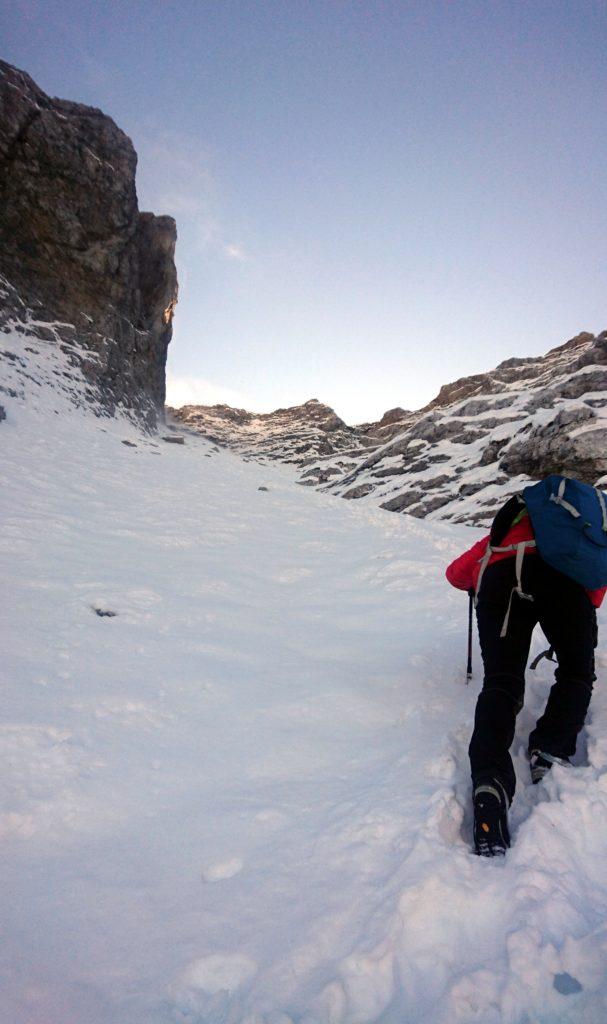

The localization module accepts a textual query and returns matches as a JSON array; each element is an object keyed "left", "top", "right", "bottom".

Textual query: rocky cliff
[
  {"left": 0, "top": 61, "right": 177, "bottom": 427},
  {"left": 170, "top": 330, "right": 607, "bottom": 526},
  {"left": 167, "top": 399, "right": 370, "bottom": 474}
]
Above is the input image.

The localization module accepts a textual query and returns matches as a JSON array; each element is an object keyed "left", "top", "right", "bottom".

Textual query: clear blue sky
[{"left": 4, "top": 1, "right": 607, "bottom": 422}]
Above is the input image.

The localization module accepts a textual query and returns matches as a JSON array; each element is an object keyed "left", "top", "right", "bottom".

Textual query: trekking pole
[{"left": 466, "top": 590, "right": 474, "bottom": 683}]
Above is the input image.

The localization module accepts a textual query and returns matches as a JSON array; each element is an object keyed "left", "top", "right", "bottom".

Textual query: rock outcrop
[
  {"left": 329, "top": 331, "right": 607, "bottom": 524},
  {"left": 168, "top": 399, "right": 368, "bottom": 470},
  {"left": 0, "top": 60, "right": 177, "bottom": 426},
  {"left": 171, "top": 331, "right": 607, "bottom": 526}
]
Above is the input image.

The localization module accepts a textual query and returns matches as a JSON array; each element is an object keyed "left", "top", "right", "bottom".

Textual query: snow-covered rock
[
  {"left": 167, "top": 397, "right": 367, "bottom": 468},
  {"left": 171, "top": 330, "right": 607, "bottom": 526}
]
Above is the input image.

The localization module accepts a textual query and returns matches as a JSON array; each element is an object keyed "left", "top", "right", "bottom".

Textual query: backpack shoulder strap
[
  {"left": 490, "top": 493, "right": 526, "bottom": 546},
  {"left": 475, "top": 538, "right": 537, "bottom": 637}
]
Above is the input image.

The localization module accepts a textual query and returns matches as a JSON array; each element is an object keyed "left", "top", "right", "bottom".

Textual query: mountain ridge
[{"left": 169, "top": 329, "right": 607, "bottom": 525}]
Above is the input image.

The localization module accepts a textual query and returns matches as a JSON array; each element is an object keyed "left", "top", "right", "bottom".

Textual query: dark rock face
[
  {"left": 357, "top": 406, "right": 415, "bottom": 441},
  {"left": 342, "top": 483, "right": 375, "bottom": 500},
  {"left": 499, "top": 405, "right": 606, "bottom": 483},
  {"left": 425, "top": 373, "right": 498, "bottom": 411},
  {"left": 0, "top": 61, "right": 177, "bottom": 426}
]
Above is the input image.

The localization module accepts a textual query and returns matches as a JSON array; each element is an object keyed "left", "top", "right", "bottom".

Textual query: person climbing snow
[{"left": 446, "top": 476, "right": 607, "bottom": 858}]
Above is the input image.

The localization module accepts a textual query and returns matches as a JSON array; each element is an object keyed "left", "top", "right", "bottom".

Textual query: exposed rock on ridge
[
  {"left": 0, "top": 60, "right": 177, "bottom": 426},
  {"left": 168, "top": 399, "right": 368, "bottom": 478},
  {"left": 171, "top": 331, "right": 607, "bottom": 526}
]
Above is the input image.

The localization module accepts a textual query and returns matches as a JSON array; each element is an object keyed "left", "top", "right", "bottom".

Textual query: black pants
[{"left": 469, "top": 556, "right": 597, "bottom": 802}]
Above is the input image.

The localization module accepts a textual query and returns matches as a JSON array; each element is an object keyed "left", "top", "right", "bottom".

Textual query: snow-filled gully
[{"left": 2, "top": 345, "right": 607, "bottom": 1024}]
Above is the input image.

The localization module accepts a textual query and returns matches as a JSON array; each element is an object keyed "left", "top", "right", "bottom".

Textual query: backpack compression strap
[
  {"left": 597, "top": 487, "right": 607, "bottom": 533},
  {"left": 549, "top": 478, "right": 580, "bottom": 518},
  {"left": 475, "top": 539, "right": 537, "bottom": 637},
  {"left": 549, "top": 478, "right": 607, "bottom": 533}
]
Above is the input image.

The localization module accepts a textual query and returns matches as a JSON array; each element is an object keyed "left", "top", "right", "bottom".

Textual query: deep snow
[{"left": 2, "top": 336, "right": 607, "bottom": 1024}]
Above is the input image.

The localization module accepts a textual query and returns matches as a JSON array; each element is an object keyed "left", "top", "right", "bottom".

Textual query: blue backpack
[{"left": 523, "top": 475, "right": 607, "bottom": 590}]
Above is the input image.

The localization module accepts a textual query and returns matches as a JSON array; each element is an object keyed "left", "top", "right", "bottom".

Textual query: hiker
[{"left": 446, "top": 478, "right": 606, "bottom": 857}]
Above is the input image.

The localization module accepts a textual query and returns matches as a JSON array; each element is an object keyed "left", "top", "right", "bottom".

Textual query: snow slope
[{"left": 2, "top": 340, "right": 607, "bottom": 1024}]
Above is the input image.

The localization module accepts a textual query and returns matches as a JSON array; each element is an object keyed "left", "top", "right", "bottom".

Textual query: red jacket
[{"left": 446, "top": 515, "right": 607, "bottom": 609}]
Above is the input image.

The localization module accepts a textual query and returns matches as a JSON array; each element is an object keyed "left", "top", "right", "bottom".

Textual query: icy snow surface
[{"left": 2, "top": 342, "right": 607, "bottom": 1024}]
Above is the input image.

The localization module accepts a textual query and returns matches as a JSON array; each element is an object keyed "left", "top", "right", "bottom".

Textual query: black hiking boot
[
  {"left": 529, "top": 749, "right": 570, "bottom": 785},
  {"left": 473, "top": 780, "right": 510, "bottom": 857}
]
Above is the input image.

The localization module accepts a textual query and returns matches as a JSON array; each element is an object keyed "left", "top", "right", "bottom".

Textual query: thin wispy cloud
[
  {"left": 224, "top": 243, "right": 246, "bottom": 261},
  {"left": 134, "top": 127, "right": 247, "bottom": 261},
  {"left": 134, "top": 129, "right": 218, "bottom": 251},
  {"left": 166, "top": 373, "right": 257, "bottom": 411}
]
